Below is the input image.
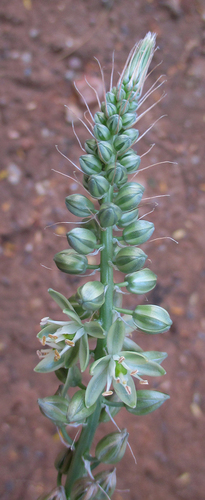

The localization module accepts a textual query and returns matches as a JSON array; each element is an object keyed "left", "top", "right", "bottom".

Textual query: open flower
[{"left": 85, "top": 319, "right": 166, "bottom": 408}]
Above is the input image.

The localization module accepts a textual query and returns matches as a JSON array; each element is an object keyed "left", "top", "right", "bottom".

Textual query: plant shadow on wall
[{"left": 35, "top": 33, "right": 172, "bottom": 500}]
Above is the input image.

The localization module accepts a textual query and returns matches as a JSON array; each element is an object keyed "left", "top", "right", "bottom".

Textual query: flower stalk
[{"left": 35, "top": 33, "right": 172, "bottom": 500}]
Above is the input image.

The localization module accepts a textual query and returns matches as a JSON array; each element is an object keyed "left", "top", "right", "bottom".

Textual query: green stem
[
  {"left": 95, "top": 186, "right": 114, "bottom": 359},
  {"left": 64, "top": 400, "right": 102, "bottom": 498},
  {"left": 114, "top": 307, "right": 133, "bottom": 315},
  {"left": 115, "top": 281, "right": 128, "bottom": 287}
]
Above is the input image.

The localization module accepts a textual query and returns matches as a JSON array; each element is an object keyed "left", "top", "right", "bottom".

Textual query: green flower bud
[
  {"left": 84, "top": 138, "right": 98, "bottom": 154},
  {"left": 114, "top": 247, "right": 147, "bottom": 273},
  {"left": 68, "top": 294, "right": 91, "bottom": 319},
  {"left": 95, "top": 429, "right": 128, "bottom": 464},
  {"left": 114, "top": 182, "right": 144, "bottom": 212},
  {"left": 87, "top": 174, "right": 110, "bottom": 199},
  {"left": 107, "top": 114, "right": 123, "bottom": 134},
  {"left": 65, "top": 194, "right": 96, "bottom": 217},
  {"left": 98, "top": 203, "right": 122, "bottom": 228},
  {"left": 94, "top": 124, "right": 111, "bottom": 141},
  {"left": 79, "top": 154, "right": 103, "bottom": 175},
  {"left": 121, "top": 112, "right": 137, "bottom": 129},
  {"left": 55, "top": 448, "right": 73, "bottom": 475},
  {"left": 66, "top": 390, "right": 96, "bottom": 423},
  {"left": 77, "top": 281, "right": 105, "bottom": 311},
  {"left": 54, "top": 249, "right": 88, "bottom": 274},
  {"left": 105, "top": 163, "right": 128, "bottom": 187},
  {"left": 121, "top": 128, "right": 139, "bottom": 145},
  {"left": 94, "top": 469, "right": 116, "bottom": 499},
  {"left": 106, "top": 91, "right": 116, "bottom": 104},
  {"left": 67, "top": 228, "right": 97, "bottom": 255},
  {"left": 116, "top": 88, "right": 126, "bottom": 101},
  {"left": 127, "top": 390, "right": 170, "bottom": 416},
  {"left": 97, "top": 141, "right": 114, "bottom": 163},
  {"left": 128, "top": 100, "right": 138, "bottom": 112},
  {"left": 133, "top": 305, "right": 172, "bottom": 333},
  {"left": 113, "top": 134, "right": 131, "bottom": 154},
  {"left": 81, "top": 217, "right": 101, "bottom": 239},
  {"left": 119, "top": 149, "right": 141, "bottom": 173},
  {"left": 38, "top": 396, "right": 69, "bottom": 425},
  {"left": 70, "top": 478, "right": 97, "bottom": 500},
  {"left": 116, "top": 99, "right": 130, "bottom": 115},
  {"left": 123, "top": 220, "right": 155, "bottom": 245},
  {"left": 37, "top": 486, "right": 66, "bottom": 500},
  {"left": 101, "top": 102, "right": 117, "bottom": 117},
  {"left": 94, "top": 111, "right": 106, "bottom": 125},
  {"left": 125, "top": 268, "right": 157, "bottom": 294},
  {"left": 117, "top": 208, "right": 139, "bottom": 227}
]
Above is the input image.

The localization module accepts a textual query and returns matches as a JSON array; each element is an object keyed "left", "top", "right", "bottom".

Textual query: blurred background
[{"left": 0, "top": 0, "right": 205, "bottom": 499}]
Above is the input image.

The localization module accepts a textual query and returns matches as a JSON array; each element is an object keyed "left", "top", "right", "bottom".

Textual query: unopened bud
[
  {"left": 114, "top": 247, "right": 147, "bottom": 273},
  {"left": 55, "top": 448, "right": 73, "bottom": 475},
  {"left": 119, "top": 149, "right": 141, "bottom": 173},
  {"left": 65, "top": 194, "right": 96, "bottom": 217},
  {"left": 105, "top": 91, "right": 116, "bottom": 104},
  {"left": 81, "top": 218, "right": 101, "bottom": 239},
  {"left": 105, "top": 163, "right": 128, "bottom": 187},
  {"left": 98, "top": 203, "right": 122, "bottom": 228},
  {"left": 67, "top": 390, "right": 96, "bottom": 423},
  {"left": 117, "top": 99, "right": 129, "bottom": 115},
  {"left": 94, "top": 111, "right": 106, "bottom": 125},
  {"left": 94, "top": 468, "right": 116, "bottom": 499},
  {"left": 84, "top": 138, "right": 98, "bottom": 154},
  {"left": 68, "top": 294, "right": 91, "bottom": 319},
  {"left": 70, "top": 479, "right": 98, "bottom": 500},
  {"left": 67, "top": 228, "right": 97, "bottom": 255},
  {"left": 123, "top": 220, "right": 155, "bottom": 245},
  {"left": 38, "top": 396, "right": 69, "bottom": 425},
  {"left": 125, "top": 268, "right": 157, "bottom": 294},
  {"left": 121, "top": 112, "right": 137, "bottom": 128},
  {"left": 113, "top": 134, "right": 131, "bottom": 154},
  {"left": 97, "top": 141, "right": 114, "bottom": 163},
  {"left": 95, "top": 429, "right": 129, "bottom": 464},
  {"left": 116, "top": 88, "right": 126, "bottom": 101},
  {"left": 54, "top": 249, "right": 88, "bottom": 275},
  {"left": 87, "top": 174, "right": 110, "bottom": 199},
  {"left": 77, "top": 281, "right": 105, "bottom": 311},
  {"left": 114, "top": 182, "right": 144, "bottom": 211},
  {"left": 94, "top": 124, "right": 111, "bottom": 141},
  {"left": 107, "top": 114, "right": 122, "bottom": 134},
  {"left": 79, "top": 154, "right": 103, "bottom": 175},
  {"left": 117, "top": 208, "right": 139, "bottom": 228},
  {"left": 133, "top": 304, "right": 172, "bottom": 334}
]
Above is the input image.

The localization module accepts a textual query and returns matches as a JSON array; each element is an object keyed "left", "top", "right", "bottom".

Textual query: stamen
[
  {"left": 102, "top": 390, "right": 114, "bottom": 397},
  {"left": 118, "top": 356, "right": 125, "bottom": 364},
  {"left": 54, "top": 349, "right": 61, "bottom": 361},
  {"left": 48, "top": 334, "right": 58, "bottom": 339},
  {"left": 65, "top": 339, "right": 75, "bottom": 346},
  {"left": 41, "top": 336, "right": 46, "bottom": 346},
  {"left": 130, "top": 369, "right": 138, "bottom": 375},
  {"left": 139, "top": 379, "right": 148, "bottom": 385},
  {"left": 125, "top": 385, "right": 132, "bottom": 395}
]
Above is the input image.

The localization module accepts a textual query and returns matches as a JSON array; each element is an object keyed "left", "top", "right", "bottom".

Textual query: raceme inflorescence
[{"left": 35, "top": 33, "right": 172, "bottom": 500}]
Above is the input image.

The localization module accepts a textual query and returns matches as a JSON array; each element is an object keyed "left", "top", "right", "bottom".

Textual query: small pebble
[
  {"left": 29, "top": 28, "right": 40, "bottom": 39},
  {"left": 7, "top": 164, "right": 22, "bottom": 185}
]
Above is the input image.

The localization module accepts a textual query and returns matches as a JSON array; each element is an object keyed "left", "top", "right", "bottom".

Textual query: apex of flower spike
[{"left": 118, "top": 32, "right": 156, "bottom": 98}]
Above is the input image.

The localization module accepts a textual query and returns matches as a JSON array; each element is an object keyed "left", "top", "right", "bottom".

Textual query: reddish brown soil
[{"left": 1, "top": 1, "right": 205, "bottom": 499}]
